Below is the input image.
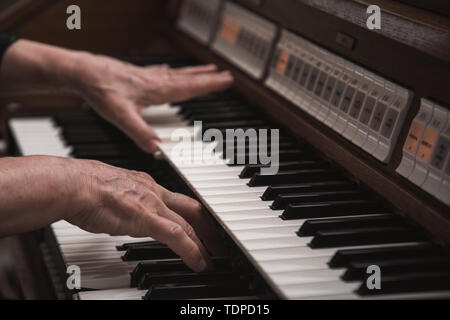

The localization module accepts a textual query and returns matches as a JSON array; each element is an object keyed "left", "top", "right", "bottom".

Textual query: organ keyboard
[{"left": 4, "top": 0, "right": 450, "bottom": 300}]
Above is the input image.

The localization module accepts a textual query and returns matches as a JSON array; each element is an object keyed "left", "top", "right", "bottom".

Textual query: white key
[
  {"left": 281, "top": 281, "right": 359, "bottom": 299},
  {"left": 270, "top": 269, "right": 343, "bottom": 286},
  {"left": 77, "top": 288, "right": 145, "bottom": 300}
]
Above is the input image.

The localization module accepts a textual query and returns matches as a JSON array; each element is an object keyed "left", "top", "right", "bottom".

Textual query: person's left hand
[{"left": 70, "top": 54, "right": 234, "bottom": 153}]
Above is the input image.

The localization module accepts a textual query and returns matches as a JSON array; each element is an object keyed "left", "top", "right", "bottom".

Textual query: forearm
[
  {"left": 0, "top": 156, "right": 80, "bottom": 236},
  {"left": 0, "top": 39, "right": 85, "bottom": 94}
]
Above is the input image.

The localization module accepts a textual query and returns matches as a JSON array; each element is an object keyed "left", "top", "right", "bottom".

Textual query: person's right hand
[
  {"left": 69, "top": 53, "right": 234, "bottom": 153},
  {"left": 58, "top": 157, "right": 225, "bottom": 272}
]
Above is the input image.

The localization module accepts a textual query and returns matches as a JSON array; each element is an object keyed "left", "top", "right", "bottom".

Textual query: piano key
[
  {"left": 269, "top": 269, "right": 343, "bottom": 286},
  {"left": 251, "top": 243, "right": 422, "bottom": 262},
  {"left": 356, "top": 272, "right": 450, "bottom": 296},
  {"left": 121, "top": 246, "right": 179, "bottom": 261},
  {"left": 77, "top": 288, "right": 146, "bottom": 300},
  {"left": 281, "top": 281, "right": 359, "bottom": 299},
  {"left": 130, "top": 258, "right": 231, "bottom": 287},
  {"left": 342, "top": 256, "right": 450, "bottom": 281},
  {"left": 210, "top": 200, "right": 271, "bottom": 213},
  {"left": 328, "top": 243, "right": 445, "bottom": 268},
  {"left": 116, "top": 240, "right": 162, "bottom": 251},
  {"left": 233, "top": 225, "right": 299, "bottom": 241},
  {"left": 272, "top": 189, "right": 368, "bottom": 209},
  {"left": 248, "top": 169, "right": 341, "bottom": 187},
  {"left": 138, "top": 271, "right": 240, "bottom": 289},
  {"left": 198, "top": 185, "right": 267, "bottom": 197},
  {"left": 281, "top": 199, "right": 385, "bottom": 220},
  {"left": 312, "top": 290, "right": 450, "bottom": 300},
  {"left": 309, "top": 226, "right": 425, "bottom": 248},
  {"left": 297, "top": 214, "right": 403, "bottom": 237},
  {"left": 261, "top": 180, "right": 356, "bottom": 200},
  {"left": 239, "top": 160, "right": 327, "bottom": 178},
  {"left": 144, "top": 281, "right": 254, "bottom": 300},
  {"left": 213, "top": 209, "right": 281, "bottom": 221},
  {"left": 258, "top": 256, "right": 331, "bottom": 273}
]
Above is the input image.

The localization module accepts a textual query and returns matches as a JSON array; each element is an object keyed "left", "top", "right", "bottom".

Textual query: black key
[
  {"left": 273, "top": 189, "right": 367, "bottom": 210},
  {"left": 343, "top": 256, "right": 450, "bottom": 281},
  {"left": 228, "top": 150, "right": 311, "bottom": 166},
  {"left": 144, "top": 281, "right": 252, "bottom": 300},
  {"left": 223, "top": 141, "right": 302, "bottom": 158},
  {"left": 281, "top": 199, "right": 383, "bottom": 220},
  {"left": 356, "top": 272, "right": 450, "bottom": 296},
  {"left": 239, "top": 160, "right": 327, "bottom": 179},
  {"left": 130, "top": 258, "right": 231, "bottom": 287},
  {"left": 309, "top": 226, "right": 425, "bottom": 249},
  {"left": 329, "top": 244, "right": 444, "bottom": 268},
  {"left": 297, "top": 214, "right": 401, "bottom": 237},
  {"left": 116, "top": 241, "right": 164, "bottom": 251},
  {"left": 216, "top": 135, "right": 297, "bottom": 148},
  {"left": 121, "top": 246, "right": 179, "bottom": 261},
  {"left": 138, "top": 272, "right": 239, "bottom": 289},
  {"left": 248, "top": 169, "right": 340, "bottom": 187},
  {"left": 261, "top": 180, "right": 355, "bottom": 200}
]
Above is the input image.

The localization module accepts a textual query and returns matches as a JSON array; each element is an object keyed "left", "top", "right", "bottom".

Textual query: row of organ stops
[{"left": 52, "top": 58, "right": 450, "bottom": 299}]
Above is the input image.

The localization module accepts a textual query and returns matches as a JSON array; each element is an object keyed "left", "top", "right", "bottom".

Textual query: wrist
[{"left": 54, "top": 50, "right": 95, "bottom": 94}]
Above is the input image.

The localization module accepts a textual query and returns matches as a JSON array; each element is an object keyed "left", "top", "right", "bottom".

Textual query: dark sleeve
[{"left": 0, "top": 33, "right": 18, "bottom": 66}]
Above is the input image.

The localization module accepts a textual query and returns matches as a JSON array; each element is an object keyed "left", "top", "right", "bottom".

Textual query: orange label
[
  {"left": 277, "top": 50, "right": 290, "bottom": 75},
  {"left": 416, "top": 128, "right": 438, "bottom": 163},
  {"left": 220, "top": 18, "right": 240, "bottom": 44},
  {"left": 403, "top": 121, "right": 424, "bottom": 155}
]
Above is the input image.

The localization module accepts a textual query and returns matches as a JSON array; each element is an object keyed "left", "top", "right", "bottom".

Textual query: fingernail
[{"left": 142, "top": 140, "right": 159, "bottom": 153}]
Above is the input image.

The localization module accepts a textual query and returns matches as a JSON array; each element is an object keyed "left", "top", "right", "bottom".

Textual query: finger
[
  {"left": 145, "top": 214, "right": 208, "bottom": 272},
  {"left": 115, "top": 108, "right": 161, "bottom": 153},
  {"left": 174, "top": 64, "right": 218, "bottom": 75},
  {"left": 126, "top": 173, "right": 228, "bottom": 257},
  {"left": 160, "top": 190, "right": 228, "bottom": 256},
  {"left": 153, "top": 200, "right": 214, "bottom": 269},
  {"left": 144, "top": 64, "right": 170, "bottom": 72},
  {"left": 169, "top": 71, "right": 234, "bottom": 103}
]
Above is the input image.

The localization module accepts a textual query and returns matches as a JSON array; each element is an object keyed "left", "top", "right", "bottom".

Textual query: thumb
[{"left": 115, "top": 108, "right": 162, "bottom": 153}]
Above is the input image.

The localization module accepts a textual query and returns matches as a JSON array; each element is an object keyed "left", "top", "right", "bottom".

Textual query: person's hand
[
  {"left": 60, "top": 157, "right": 225, "bottom": 272},
  {"left": 0, "top": 156, "right": 224, "bottom": 272},
  {"left": 70, "top": 54, "right": 234, "bottom": 153}
]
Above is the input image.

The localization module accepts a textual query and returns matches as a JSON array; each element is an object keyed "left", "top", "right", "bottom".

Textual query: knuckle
[
  {"left": 184, "top": 224, "right": 195, "bottom": 238},
  {"left": 169, "top": 224, "right": 185, "bottom": 238},
  {"left": 192, "top": 200, "right": 203, "bottom": 213}
]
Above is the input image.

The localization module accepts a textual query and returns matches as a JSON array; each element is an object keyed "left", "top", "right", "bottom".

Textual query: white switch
[
  {"left": 373, "top": 86, "right": 412, "bottom": 163},
  {"left": 352, "top": 72, "right": 381, "bottom": 147}
]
